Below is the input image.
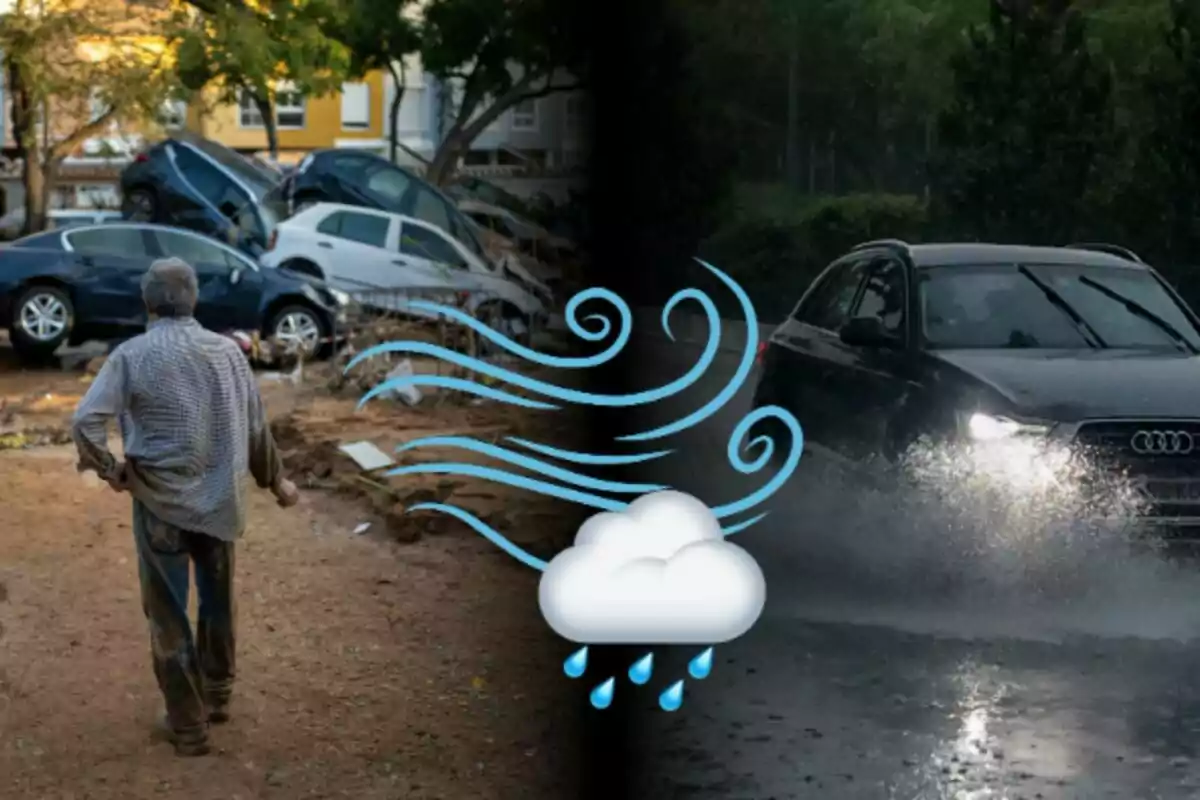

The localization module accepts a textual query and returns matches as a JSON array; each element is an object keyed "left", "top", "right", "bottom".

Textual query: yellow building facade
[{"left": 184, "top": 70, "right": 390, "bottom": 163}]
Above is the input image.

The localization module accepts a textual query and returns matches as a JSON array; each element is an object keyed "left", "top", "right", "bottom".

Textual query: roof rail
[
  {"left": 1066, "top": 242, "right": 1144, "bottom": 263},
  {"left": 851, "top": 238, "right": 911, "bottom": 253}
]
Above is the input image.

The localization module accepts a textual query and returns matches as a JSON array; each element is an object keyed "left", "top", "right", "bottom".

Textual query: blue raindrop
[
  {"left": 590, "top": 677, "right": 615, "bottom": 709},
  {"left": 563, "top": 646, "right": 589, "bottom": 679},
  {"left": 628, "top": 652, "right": 654, "bottom": 685},
  {"left": 688, "top": 647, "right": 714, "bottom": 680},
  {"left": 659, "top": 680, "right": 685, "bottom": 712}
]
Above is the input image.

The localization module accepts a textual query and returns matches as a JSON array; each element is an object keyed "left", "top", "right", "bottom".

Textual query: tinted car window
[
  {"left": 173, "top": 146, "right": 253, "bottom": 220},
  {"left": 316, "top": 210, "right": 389, "bottom": 247},
  {"left": 854, "top": 259, "right": 906, "bottom": 335},
  {"left": 185, "top": 137, "right": 277, "bottom": 198},
  {"left": 400, "top": 224, "right": 468, "bottom": 269},
  {"left": 67, "top": 226, "right": 149, "bottom": 257},
  {"left": 153, "top": 230, "right": 240, "bottom": 269},
  {"left": 921, "top": 263, "right": 1200, "bottom": 350},
  {"left": 363, "top": 163, "right": 412, "bottom": 204},
  {"left": 794, "top": 258, "right": 867, "bottom": 330},
  {"left": 411, "top": 186, "right": 453, "bottom": 233}
]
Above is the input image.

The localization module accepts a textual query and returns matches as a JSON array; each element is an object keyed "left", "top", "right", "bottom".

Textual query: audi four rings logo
[{"left": 1130, "top": 430, "right": 1195, "bottom": 455}]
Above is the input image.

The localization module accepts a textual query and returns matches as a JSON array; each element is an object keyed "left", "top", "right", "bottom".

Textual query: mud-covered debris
[{"left": 386, "top": 502, "right": 421, "bottom": 543}]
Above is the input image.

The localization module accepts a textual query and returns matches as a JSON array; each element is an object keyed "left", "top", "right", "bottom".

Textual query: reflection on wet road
[{"left": 625, "top": 329, "right": 1200, "bottom": 799}]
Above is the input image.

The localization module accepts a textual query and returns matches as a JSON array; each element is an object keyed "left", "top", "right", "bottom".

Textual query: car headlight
[{"left": 965, "top": 412, "right": 1053, "bottom": 441}]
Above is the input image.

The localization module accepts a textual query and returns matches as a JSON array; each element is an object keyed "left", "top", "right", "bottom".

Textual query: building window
[
  {"left": 565, "top": 95, "right": 584, "bottom": 126},
  {"left": 238, "top": 84, "right": 306, "bottom": 129},
  {"left": 340, "top": 82, "right": 370, "bottom": 129},
  {"left": 276, "top": 84, "right": 306, "bottom": 128},
  {"left": 510, "top": 98, "right": 538, "bottom": 131}
]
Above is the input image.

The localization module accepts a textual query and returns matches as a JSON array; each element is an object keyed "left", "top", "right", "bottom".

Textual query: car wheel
[
  {"left": 10, "top": 285, "right": 73, "bottom": 361},
  {"left": 279, "top": 258, "right": 324, "bottom": 280},
  {"left": 266, "top": 304, "right": 324, "bottom": 360},
  {"left": 121, "top": 188, "right": 157, "bottom": 222}
]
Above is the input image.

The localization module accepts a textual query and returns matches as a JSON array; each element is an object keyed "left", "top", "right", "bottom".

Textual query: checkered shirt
[{"left": 71, "top": 317, "right": 282, "bottom": 540}]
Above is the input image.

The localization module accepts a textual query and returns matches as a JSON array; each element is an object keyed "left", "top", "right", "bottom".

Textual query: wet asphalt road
[{"left": 613, "top": 326, "right": 1200, "bottom": 799}]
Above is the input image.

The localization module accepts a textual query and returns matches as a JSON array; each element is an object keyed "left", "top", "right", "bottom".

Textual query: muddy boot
[
  {"left": 207, "top": 699, "right": 230, "bottom": 725},
  {"left": 157, "top": 714, "right": 211, "bottom": 757}
]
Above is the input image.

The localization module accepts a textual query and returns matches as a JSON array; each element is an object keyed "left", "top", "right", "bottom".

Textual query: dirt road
[{"left": 0, "top": 363, "right": 576, "bottom": 799}]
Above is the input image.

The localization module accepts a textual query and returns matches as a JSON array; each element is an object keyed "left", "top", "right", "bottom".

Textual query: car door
[
  {"left": 165, "top": 143, "right": 254, "bottom": 243},
  {"left": 306, "top": 208, "right": 397, "bottom": 296},
  {"left": 149, "top": 228, "right": 263, "bottom": 332},
  {"left": 822, "top": 254, "right": 922, "bottom": 461},
  {"left": 395, "top": 220, "right": 481, "bottom": 316},
  {"left": 765, "top": 254, "right": 873, "bottom": 454},
  {"left": 63, "top": 225, "right": 157, "bottom": 330}
]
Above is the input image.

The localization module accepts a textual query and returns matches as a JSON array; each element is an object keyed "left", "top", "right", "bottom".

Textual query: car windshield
[{"left": 920, "top": 263, "right": 1200, "bottom": 351}]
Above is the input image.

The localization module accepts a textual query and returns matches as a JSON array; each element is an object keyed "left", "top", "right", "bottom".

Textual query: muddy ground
[{"left": 0, "top": 351, "right": 580, "bottom": 799}]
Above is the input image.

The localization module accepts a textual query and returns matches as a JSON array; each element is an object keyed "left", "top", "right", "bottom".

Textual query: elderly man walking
[{"left": 71, "top": 258, "right": 299, "bottom": 756}]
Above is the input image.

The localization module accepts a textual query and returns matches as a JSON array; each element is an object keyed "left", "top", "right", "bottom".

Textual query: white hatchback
[{"left": 258, "top": 202, "right": 548, "bottom": 333}]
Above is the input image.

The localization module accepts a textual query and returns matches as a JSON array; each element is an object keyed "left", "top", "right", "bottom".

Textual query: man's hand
[
  {"left": 272, "top": 477, "right": 300, "bottom": 508},
  {"left": 103, "top": 462, "right": 131, "bottom": 493}
]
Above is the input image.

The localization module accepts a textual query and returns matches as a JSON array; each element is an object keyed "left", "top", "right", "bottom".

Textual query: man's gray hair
[{"left": 142, "top": 257, "right": 199, "bottom": 318}]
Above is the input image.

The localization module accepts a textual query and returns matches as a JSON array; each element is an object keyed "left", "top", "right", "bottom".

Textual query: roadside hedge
[{"left": 698, "top": 193, "right": 928, "bottom": 322}]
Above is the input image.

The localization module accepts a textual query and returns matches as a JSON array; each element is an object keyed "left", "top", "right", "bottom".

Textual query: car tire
[
  {"left": 265, "top": 304, "right": 326, "bottom": 360},
  {"left": 279, "top": 258, "right": 324, "bottom": 280},
  {"left": 121, "top": 187, "right": 157, "bottom": 222},
  {"left": 10, "top": 285, "right": 73, "bottom": 362}
]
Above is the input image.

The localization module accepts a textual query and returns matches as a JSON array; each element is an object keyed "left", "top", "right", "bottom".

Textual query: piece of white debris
[
  {"left": 353, "top": 522, "right": 372, "bottom": 535},
  {"left": 384, "top": 359, "right": 423, "bottom": 406},
  {"left": 338, "top": 440, "right": 395, "bottom": 472}
]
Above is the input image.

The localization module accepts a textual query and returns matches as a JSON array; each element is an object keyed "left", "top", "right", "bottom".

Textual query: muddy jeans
[{"left": 132, "top": 499, "right": 235, "bottom": 741}]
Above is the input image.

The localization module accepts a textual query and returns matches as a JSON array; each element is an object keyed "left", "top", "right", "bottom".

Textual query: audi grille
[{"left": 1073, "top": 420, "right": 1200, "bottom": 528}]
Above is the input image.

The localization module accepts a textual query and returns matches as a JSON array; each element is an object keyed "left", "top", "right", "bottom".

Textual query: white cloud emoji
[{"left": 537, "top": 490, "right": 766, "bottom": 644}]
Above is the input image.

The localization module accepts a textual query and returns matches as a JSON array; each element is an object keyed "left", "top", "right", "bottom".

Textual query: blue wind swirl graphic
[{"left": 348, "top": 259, "right": 804, "bottom": 572}]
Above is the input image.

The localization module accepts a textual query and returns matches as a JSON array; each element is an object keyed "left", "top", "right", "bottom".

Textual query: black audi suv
[{"left": 751, "top": 240, "right": 1200, "bottom": 538}]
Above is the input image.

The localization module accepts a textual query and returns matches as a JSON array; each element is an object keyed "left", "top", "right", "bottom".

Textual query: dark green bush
[{"left": 699, "top": 193, "right": 928, "bottom": 321}]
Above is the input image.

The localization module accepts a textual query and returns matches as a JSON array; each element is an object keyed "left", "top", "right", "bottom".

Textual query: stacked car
[
  {"left": 0, "top": 132, "right": 554, "bottom": 364},
  {"left": 117, "top": 134, "right": 549, "bottom": 341}
]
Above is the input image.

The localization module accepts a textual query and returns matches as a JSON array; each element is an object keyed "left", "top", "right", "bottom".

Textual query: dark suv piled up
[
  {"left": 752, "top": 240, "right": 1200, "bottom": 539},
  {"left": 119, "top": 132, "right": 282, "bottom": 256}
]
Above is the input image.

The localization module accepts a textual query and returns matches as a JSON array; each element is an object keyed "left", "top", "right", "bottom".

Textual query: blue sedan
[{"left": 0, "top": 221, "right": 347, "bottom": 361}]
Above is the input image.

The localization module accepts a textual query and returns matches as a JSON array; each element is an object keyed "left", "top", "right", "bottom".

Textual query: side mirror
[
  {"left": 230, "top": 267, "right": 242, "bottom": 285},
  {"left": 839, "top": 316, "right": 897, "bottom": 348}
]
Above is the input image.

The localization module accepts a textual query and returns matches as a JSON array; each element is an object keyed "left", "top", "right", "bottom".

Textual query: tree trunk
[
  {"left": 783, "top": 9, "right": 800, "bottom": 187},
  {"left": 23, "top": 146, "right": 46, "bottom": 234},
  {"left": 426, "top": 129, "right": 465, "bottom": 185},
  {"left": 386, "top": 61, "right": 406, "bottom": 164},
  {"left": 253, "top": 93, "right": 278, "bottom": 161},
  {"left": 426, "top": 71, "right": 554, "bottom": 186}
]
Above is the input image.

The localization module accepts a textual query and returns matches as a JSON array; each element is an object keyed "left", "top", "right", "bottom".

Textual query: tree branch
[{"left": 49, "top": 106, "right": 119, "bottom": 159}]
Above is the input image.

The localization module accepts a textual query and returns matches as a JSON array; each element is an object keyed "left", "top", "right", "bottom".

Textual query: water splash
[
  {"left": 564, "top": 646, "right": 588, "bottom": 679},
  {"left": 351, "top": 260, "right": 805, "bottom": 573},
  {"left": 590, "top": 677, "right": 615, "bottom": 709},
  {"left": 628, "top": 652, "right": 654, "bottom": 685},
  {"left": 659, "top": 680, "right": 685, "bottom": 712},
  {"left": 688, "top": 647, "right": 714, "bottom": 680}
]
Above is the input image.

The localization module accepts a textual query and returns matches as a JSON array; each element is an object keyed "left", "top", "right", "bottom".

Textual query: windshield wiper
[
  {"left": 1077, "top": 275, "right": 1200, "bottom": 355},
  {"left": 1016, "top": 264, "right": 1106, "bottom": 348}
]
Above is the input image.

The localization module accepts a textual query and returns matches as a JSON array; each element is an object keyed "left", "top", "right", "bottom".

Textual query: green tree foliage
[
  {"left": 0, "top": 0, "right": 181, "bottom": 233},
  {"left": 926, "top": 1, "right": 1117, "bottom": 244},
  {"left": 175, "top": 0, "right": 351, "bottom": 159},
  {"left": 419, "top": 0, "right": 583, "bottom": 184}
]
